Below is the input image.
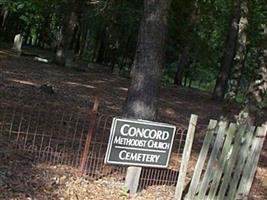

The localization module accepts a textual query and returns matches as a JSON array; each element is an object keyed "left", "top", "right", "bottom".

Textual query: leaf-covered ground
[
  {"left": 0, "top": 46, "right": 267, "bottom": 199},
  {"left": 0, "top": 135, "right": 176, "bottom": 200}
]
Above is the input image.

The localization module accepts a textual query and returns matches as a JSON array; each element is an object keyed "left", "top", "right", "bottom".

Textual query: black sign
[{"left": 105, "top": 118, "right": 176, "bottom": 168}]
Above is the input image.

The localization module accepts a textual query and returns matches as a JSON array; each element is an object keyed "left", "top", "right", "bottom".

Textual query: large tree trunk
[
  {"left": 123, "top": 0, "right": 171, "bottom": 120},
  {"left": 123, "top": 0, "right": 171, "bottom": 193},
  {"left": 212, "top": 0, "right": 242, "bottom": 100}
]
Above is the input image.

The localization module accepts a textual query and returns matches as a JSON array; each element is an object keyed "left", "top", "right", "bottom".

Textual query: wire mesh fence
[{"left": 0, "top": 102, "right": 205, "bottom": 190}]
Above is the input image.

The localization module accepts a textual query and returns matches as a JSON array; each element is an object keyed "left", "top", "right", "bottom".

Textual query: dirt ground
[{"left": 0, "top": 46, "right": 267, "bottom": 199}]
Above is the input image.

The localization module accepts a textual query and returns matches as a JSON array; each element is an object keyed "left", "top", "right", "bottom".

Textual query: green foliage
[
  {"left": 164, "top": 0, "right": 232, "bottom": 90},
  {"left": 91, "top": 0, "right": 142, "bottom": 65}
]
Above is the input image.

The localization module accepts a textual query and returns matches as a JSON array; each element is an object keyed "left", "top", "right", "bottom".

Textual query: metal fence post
[{"left": 79, "top": 95, "right": 100, "bottom": 176}]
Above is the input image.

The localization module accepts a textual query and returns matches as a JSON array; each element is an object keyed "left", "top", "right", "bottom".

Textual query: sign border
[{"left": 104, "top": 117, "right": 177, "bottom": 168}]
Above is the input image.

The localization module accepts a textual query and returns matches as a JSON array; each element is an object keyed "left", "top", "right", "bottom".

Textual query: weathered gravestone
[{"left": 12, "top": 34, "right": 23, "bottom": 53}]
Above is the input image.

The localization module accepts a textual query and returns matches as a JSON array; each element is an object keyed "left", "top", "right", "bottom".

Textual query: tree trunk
[
  {"left": 237, "top": 24, "right": 267, "bottom": 126},
  {"left": 55, "top": 0, "right": 80, "bottom": 66},
  {"left": 173, "top": 1, "right": 200, "bottom": 86},
  {"left": 78, "top": 24, "right": 88, "bottom": 59},
  {"left": 1, "top": 9, "right": 8, "bottom": 27},
  {"left": 212, "top": 0, "right": 242, "bottom": 100},
  {"left": 246, "top": 42, "right": 267, "bottom": 124},
  {"left": 124, "top": 0, "right": 171, "bottom": 120},
  {"left": 69, "top": 24, "right": 79, "bottom": 51},
  {"left": 189, "top": 78, "right": 193, "bottom": 88},
  {"left": 95, "top": 27, "right": 107, "bottom": 64},
  {"left": 225, "top": 0, "right": 248, "bottom": 102},
  {"left": 74, "top": 28, "right": 81, "bottom": 54},
  {"left": 184, "top": 74, "right": 188, "bottom": 86},
  {"left": 174, "top": 47, "right": 189, "bottom": 85},
  {"left": 38, "top": 12, "right": 51, "bottom": 48},
  {"left": 119, "top": 35, "right": 131, "bottom": 73}
]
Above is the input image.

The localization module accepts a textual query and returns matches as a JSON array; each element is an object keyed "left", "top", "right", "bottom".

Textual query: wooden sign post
[{"left": 105, "top": 118, "right": 176, "bottom": 193}]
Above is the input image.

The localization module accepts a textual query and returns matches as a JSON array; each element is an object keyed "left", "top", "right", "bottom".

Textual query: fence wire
[{"left": 0, "top": 103, "right": 205, "bottom": 190}]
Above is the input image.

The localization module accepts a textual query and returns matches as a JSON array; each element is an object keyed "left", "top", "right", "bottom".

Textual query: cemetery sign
[{"left": 105, "top": 118, "right": 176, "bottom": 168}]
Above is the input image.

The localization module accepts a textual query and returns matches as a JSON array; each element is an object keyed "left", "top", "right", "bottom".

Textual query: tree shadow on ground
[{"left": 0, "top": 137, "right": 60, "bottom": 199}]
